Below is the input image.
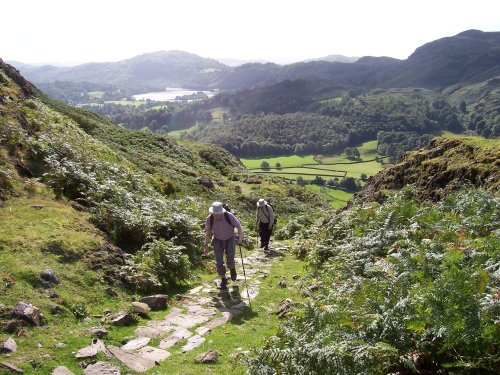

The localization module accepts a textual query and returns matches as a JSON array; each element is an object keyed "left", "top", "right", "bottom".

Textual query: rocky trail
[{"left": 42, "top": 245, "right": 288, "bottom": 374}]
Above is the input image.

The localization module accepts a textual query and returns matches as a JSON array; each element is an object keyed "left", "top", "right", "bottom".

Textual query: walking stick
[{"left": 238, "top": 244, "right": 252, "bottom": 308}]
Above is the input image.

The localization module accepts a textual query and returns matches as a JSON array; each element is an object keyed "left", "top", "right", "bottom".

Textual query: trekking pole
[{"left": 238, "top": 244, "right": 252, "bottom": 308}]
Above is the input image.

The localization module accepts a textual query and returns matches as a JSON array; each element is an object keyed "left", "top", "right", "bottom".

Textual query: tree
[
  {"left": 360, "top": 173, "right": 368, "bottom": 180},
  {"left": 296, "top": 176, "right": 306, "bottom": 186},
  {"left": 344, "top": 147, "right": 360, "bottom": 160},
  {"left": 275, "top": 162, "right": 282, "bottom": 170},
  {"left": 260, "top": 161, "right": 270, "bottom": 170},
  {"left": 312, "top": 176, "right": 325, "bottom": 186}
]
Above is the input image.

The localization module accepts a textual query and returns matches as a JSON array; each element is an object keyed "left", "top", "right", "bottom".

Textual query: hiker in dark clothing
[
  {"left": 204, "top": 201, "right": 244, "bottom": 289},
  {"left": 256, "top": 198, "right": 275, "bottom": 250}
]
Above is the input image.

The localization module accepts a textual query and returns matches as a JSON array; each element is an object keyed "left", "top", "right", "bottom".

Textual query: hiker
[
  {"left": 256, "top": 198, "right": 275, "bottom": 250},
  {"left": 204, "top": 201, "right": 244, "bottom": 289}
]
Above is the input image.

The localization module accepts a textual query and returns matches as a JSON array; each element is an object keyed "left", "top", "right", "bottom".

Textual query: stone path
[{"left": 61, "top": 245, "right": 287, "bottom": 374}]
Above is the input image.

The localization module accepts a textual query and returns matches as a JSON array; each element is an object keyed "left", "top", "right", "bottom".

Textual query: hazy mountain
[
  {"left": 13, "top": 30, "right": 500, "bottom": 93},
  {"left": 17, "top": 50, "right": 229, "bottom": 90},
  {"left": 304, "top": 54, "right": 359, "bottom": 63}
]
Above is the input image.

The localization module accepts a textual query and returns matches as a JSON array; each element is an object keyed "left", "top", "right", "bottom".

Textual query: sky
[{"left": 2, "top": 0, "right": 499, "bottom": 65}]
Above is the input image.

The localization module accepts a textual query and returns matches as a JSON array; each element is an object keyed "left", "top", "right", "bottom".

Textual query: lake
[{"left": 133, "top": 87, "right": 218, "bottom": 101}]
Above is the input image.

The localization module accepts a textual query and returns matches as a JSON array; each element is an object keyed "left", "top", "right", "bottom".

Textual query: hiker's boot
[
  {"left": 220, "top": 277, "right": 228, "bottom": 289},
  {"left": 230, "top": 268, "right": 237, "bottom": 281}
]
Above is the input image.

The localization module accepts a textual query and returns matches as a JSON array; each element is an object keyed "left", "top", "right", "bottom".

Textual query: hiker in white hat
[
  {"left": 256, "top": 198, "right": 275, "bottom": 251},
  {"left": 204, "top": 201, "right": 244, "bottom": 289}
]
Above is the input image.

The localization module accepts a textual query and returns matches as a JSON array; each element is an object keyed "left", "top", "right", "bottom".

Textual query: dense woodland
[
  {"left": 81, "top": 101, "right": 212, "bottom": 132},
  {"left": 187, "top": 92, "right": 463, "bottom": 157}
]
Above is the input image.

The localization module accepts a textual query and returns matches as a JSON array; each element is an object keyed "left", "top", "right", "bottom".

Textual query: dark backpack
[{"left": 261, "top": 202, "right": 277, "bottom": 225}]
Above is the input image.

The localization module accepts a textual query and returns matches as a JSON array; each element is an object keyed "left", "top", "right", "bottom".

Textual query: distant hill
[
  {"left": 17, "top": 50, "right": 228, "bottom": 91},
  {"left": 304, "top": 54, "right": 359, "bottom": 63},
  {"left": 13, "top": 30, "right": 500, "bottom": 93},
  {"left": 387, "top": 30, "right": 500, "bottom": 89}
]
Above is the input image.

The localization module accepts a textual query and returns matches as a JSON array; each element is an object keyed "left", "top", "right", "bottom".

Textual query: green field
[
  {"left": 169, "top": 124, "right": 199, "bottom": 139},
  {"left": 87, "top": 91, "right": 105, "bottom": 98},
  {"left": 305, "top": 185, "right": 353, "bottom": 209},
  {"left": 241, "top": 154, "right": 317, "bottom": 169},
  {"left": 240, "top": 140, "right": 387, "bottom": 207},
  {"left": 104, "top": 100, "right": 146, "bottom": 106}
]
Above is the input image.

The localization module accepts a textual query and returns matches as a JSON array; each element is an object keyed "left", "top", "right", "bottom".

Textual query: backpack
[{"left": 261, "top": 202, "right": 277, "bottom": 226}]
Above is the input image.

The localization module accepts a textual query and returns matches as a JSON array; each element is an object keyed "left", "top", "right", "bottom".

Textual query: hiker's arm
[
  {"left": 268, "top": 206, "right": 275, "bottom": 228},
  {"left": 204, "top": 231, "right": 211, "bottom": 255},
  {"left": 232, "top": 216, "right": 244, "bottom": 244},
  {"left": 204, "top": 220, "right": 211, "bottom": 255}
]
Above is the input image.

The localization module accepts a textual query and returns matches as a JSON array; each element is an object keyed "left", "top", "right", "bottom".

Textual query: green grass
[
  {"left": 305, "top": 185, "right": 353, "bottom": 209},
  {"left": 104, "top": 100, "right": 146, "bottom": 106},
  {"left": 169, "top": 124, "right": 199, "bottom": 139},
  {"left": 88, "top": 91, "right": 105, "bottom": 98},
  {"left": 241, "top": 154, "right": 317, "bottom": 169},
  {"left": 210, "top": 107, "right": 230, "bottom": 120},
  {"left": 0, "top": 191, "right": 135, "bottom": 374}
]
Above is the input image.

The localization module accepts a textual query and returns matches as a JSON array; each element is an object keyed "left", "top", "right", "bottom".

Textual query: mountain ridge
[{"left": 12, "top": 30, "right": 500, "bottom": 92}]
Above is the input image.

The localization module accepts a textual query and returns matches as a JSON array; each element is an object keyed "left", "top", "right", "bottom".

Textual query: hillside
[
  {"left": 353, "top": 136, "right": 500, "bottom": 203},
  {"left": 248, "top": 137, "right": 500, "bottom": 374},
  {"left": 389, "top": 30, "right": 500, "bottom": 89},
  {"left": 0, "top": 59, "right": 327, "bottom": 373}
]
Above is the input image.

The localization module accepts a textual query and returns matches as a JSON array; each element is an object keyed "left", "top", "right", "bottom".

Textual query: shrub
[
  {"left": 248, "top": 187, "right": 500, "bottom": 374},
  {"left": 123, "top": 238, "right": 192, "bottom": 293},
  {"left": 69, "top": 302, "right": 88, "bottom": 320}
]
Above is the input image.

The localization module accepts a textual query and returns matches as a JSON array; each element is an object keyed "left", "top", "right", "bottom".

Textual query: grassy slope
[{"left": 0, "top": 61, "right": 327, "bottom": 373}]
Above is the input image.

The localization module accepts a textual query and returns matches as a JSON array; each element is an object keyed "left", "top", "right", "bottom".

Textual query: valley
[{"left": 1, "top": 27, "right": 499, "bottom": 375}]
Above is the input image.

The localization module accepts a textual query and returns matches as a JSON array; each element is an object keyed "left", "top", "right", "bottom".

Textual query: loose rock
[
  {"left": 131, "top": 302, "right": 150, "bottom": 316},
  {"left": 83, "top": 361, "right": 120, "bottom": 375},
  {"left": 52, "top": 366, "right": 75, "bottom": 375},
  {"left": 40, "top": 269, "right": 61, "bottom": 284},
  {"left": 139, "top": 295, "right": 168, "bottom": 310},
  {"left": 0, "top": 338, "right": 17, "bottom": 353},
  {"left": 11, "top": 302, "right": 43, "bottom": 326},
  {"left": 86, "top": 326, "right": 108, "bottom": 338},
  {"left": 0, "top": 362, "right": 23, "bottom": 373},
  {"left": 196, "top": 350, "right": 219, "bottom": 363},
  {"left": 111, "top": 312, "right": 135, "bottom": 326}
]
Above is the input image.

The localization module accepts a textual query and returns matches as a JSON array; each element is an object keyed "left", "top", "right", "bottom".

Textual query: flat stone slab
[
  {"left": 195, "top": 326, "right": 211, "bottom": 336},
  {"left": 159, "top": 327, "right": 192, "bottom": 349},
  {"left": 107, "top": 345, "right": 156, "bottom": 372},
  {"left": 188, "top": 286, "right": 203, "bottom": 294},
  {"left": 146, "top": 320, "right": 175, "bottom": 335},
  {"left": 137, "top": 346, "right": 171, "bottom": 362},
  {"left": 163, "top": 307, "right": 183, "bottom": 320},
  {"left": 205, "top": 312, "right": 231, "bottom": 329},
  {"left": 52, "top": 366, "right": 75, "bottom": 375},
  {"left": 75, "top": 345, "right": 98, "bottom": 359},
  {"left": 168, "top": 313, "right": 209, "bottom": 329},
  {"left": 84, "top": 361, "right": 120, "bottom": 375},
  {"left": 121, "top": 336, "right": 151, "bottom": 351},
  {"left": 135, "top": 326, "right": 163, "bottom": 338},
  {"left": 181, "top": 335, "right": 205, "bottom": 352}
]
